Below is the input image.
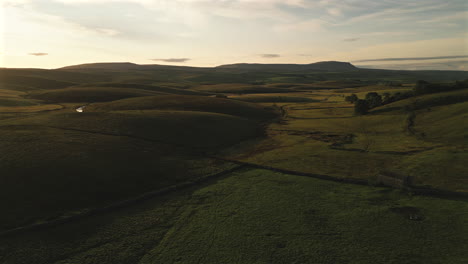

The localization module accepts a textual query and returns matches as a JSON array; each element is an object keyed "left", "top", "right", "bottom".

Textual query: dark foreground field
[{"left": 0, "top": 62, "right": 467, "bottom": 263}]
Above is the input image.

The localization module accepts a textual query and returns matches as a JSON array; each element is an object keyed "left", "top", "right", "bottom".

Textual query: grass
[
  {"left": 0, "top": 85, "right": 277, "bottom": 231},
  {"left": 0, "top": 98, "right": 40, "bottom": 107},
  {"left": 0, "top": 100, "right": 270, "bottom": 230},
  {"left": 2, "top": 168, "right": 466, "bottom": 264},
  {"left": 222, "top": 86, "right": 466, "bottom": 191},
  {"left": 0, "top": 73, "right": 74, "bottom": 91},
  {"left": 74, "top": 83, "right": 208, "bottom": 96},
  {"left": 413, "top": 102, "right": 468, "bottom": 144},
  {"left": 0, "top": 89, "right": 27, "bottom": 98},
  {"left": 86, "top": 95, "right": 278, "bottom": 120},
  {"left": 27, "top": 87, "right": 162, "bottom": 103},
  {"left": 0, "top": 120, "right": 240, "bottom": 230},
  {"left": 141, "top": 169, "right": 468, "bottom": 264},
  {"left": 396, "top": 147, "right": 468, "bottom": 192},
  {"left": 374, "top": 88, "right": 468, "bottom": 112},
  {"left": 0, "top": 104, "right": 63, "bottom": 113},
  {"left": 0, "top": 66, "right": 467, "bottom": 263},
  {"left": 229, "top": 94, "right": 319, "bottom": 103},
  {"left": 6, "top": 110, "right": 264, "bottom": 149},
  {"left": 192, "top": 83, "right": 292, "bottom": 94}
]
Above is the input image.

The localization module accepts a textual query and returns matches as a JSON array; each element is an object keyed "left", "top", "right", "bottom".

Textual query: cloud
[
  {"left": 327, "top": 8, "right": 342, "bottom": 17},
  {"left": 260, "top": 54, "right": 280, "bottom": 58},
  {"left": 345, "top": 2, "right": 454, "bottom": 25},
  {"left": 357, "top": 60, "right": 468, "bottom": 71},
  {"left": 150, "top": 58, "right": 190, "bottom": 63},
  {"left": 274, "top": 19, "right": 325, "bottom": 32},
  {"left": 29, "top": 52, "right": 48, "bottom": 56},
  {"left": 343, "top": 37, "right": 359, "bottom": 42},
  {"left": 354, "top": 55, "right": 468, "bottom": 63}
]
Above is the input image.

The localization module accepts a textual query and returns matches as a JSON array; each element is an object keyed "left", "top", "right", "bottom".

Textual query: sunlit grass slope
[
  {"left": 375, "top": 88, "right": 468, "bottom": 112},
  {"left": 9, "top": 110, "right": 263, "bottom": 149},
  {"left": 27, "top": 87, "right": 162, "bottom": 103},
  {"left": 0, "top": 75, "right": 73, "bottom": 91},
  {"left": 140, "top": 169, "right": 468, "bottom": 264},
  {"left": 230, "top": 94, "right": 318, "bottom": 103},
  {"left": 223, "top": 86, "right": 467, "bottom": 192},
  {"left": 192, "top": 83, "right": 291, "bottom": 94},
  {"left": 86, "top": 95, "right": 278, "bottom": 120},
  {"left": 75, "top": 83, "right": 208, "bottom": 95}
]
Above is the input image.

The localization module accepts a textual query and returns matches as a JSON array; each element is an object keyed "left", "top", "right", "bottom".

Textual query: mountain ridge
[{"left": 58, "top": 61, "right": 357, "bottom": 72}]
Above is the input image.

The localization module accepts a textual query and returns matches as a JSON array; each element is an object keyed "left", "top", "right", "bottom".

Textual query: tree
[
  {"left": 365, "top": 92, "right": 382, "bottom": 108},
  {"left": 414, "top": 80, "right": 430, "bottom": 95},
  {"left": 382, "top": 92, "right": 391, "bottom": 104},
  {"left": 345, "top": 94, "right": 358, "bottom": 103},
  {"left": 354, "top": 99, "right": 369, "bottom": 115}
]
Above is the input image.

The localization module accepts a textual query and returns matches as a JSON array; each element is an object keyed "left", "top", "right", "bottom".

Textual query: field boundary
[
  {"left": 212, "top": 157, "right": 369, "bottom": 185},
  {"left": 212, "top": 157, "right": 468, "bottom": 199}
]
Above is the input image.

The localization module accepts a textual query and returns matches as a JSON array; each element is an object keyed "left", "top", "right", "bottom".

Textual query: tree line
[{"left": 345, "top": 79, "right": 468, "bottom": 115}]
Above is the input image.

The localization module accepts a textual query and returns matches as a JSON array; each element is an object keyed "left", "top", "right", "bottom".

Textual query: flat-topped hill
[
  {"left": 58, "top": 61, "right": 357, "bottom": 72},
  {"left": 216, "top": 61, "right": 357, "bottom": 72}
]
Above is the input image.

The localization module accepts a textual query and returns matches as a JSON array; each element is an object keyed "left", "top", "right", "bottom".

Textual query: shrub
[
  {"left": 354, "top": 99, "right": 369, "bottom": 115},
  {"left": 365, "top": 92, "right": 382, "bottom": 108},
  {"left": 345, "top": 94, "right": 358, "bottom": 103}
]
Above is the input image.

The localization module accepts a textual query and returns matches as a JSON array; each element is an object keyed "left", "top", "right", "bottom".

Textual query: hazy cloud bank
[
  {"left": 150, "top": 58, "right": 190, "bottom": 63},
  {"left": 29, "top": 53, "right": 48, "bottom": 56},
  {"left": 354, "top": 55, "right": 468, "bottom": 63},
  {"left": 260, "top": 54, "right": 280, "bottom": 58}
]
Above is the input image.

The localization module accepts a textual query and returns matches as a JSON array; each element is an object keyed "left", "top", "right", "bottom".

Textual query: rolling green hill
[
  {"left": 86, "top": 95, "right": 278, "bottom": 120},
  {"left": 27, "top": 87, "right": 162, "bottom": 103},
  {"left": 0, "top": 107, "right": 265, "bottom": 230}
]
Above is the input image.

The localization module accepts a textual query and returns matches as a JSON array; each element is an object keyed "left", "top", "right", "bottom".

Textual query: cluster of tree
[
  {"left": 345, "top": 92, "right": 386, "bottom": 115},
  {"left": 349, "top": 91, "right": 417, "bottom": 115},
  {"left": 381, "top": 91, "right": 413, "bottom": 104},
  {"left": 345, "top": 79, "right": 468, "bottom": 115},
  {"left": 378, "top": 81, "right": 403, "bottom": 87},
  {"left": 414, "top": 79, "right": 468, "bottom": 95}
]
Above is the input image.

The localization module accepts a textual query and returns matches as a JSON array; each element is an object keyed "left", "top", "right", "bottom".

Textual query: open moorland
[{"left": 0, "top": 62, "right": 467, "bottom": 264}]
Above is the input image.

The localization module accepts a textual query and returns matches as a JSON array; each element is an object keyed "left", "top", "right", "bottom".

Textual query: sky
[{"left": 1, "top": 0, "right": 467, "bottom": 70}]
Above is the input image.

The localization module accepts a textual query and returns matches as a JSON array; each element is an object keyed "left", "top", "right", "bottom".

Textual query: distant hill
[
  {"left": 59, "top": 61, "right": 357, "bottom": 72},
  {"left": 59, "top": 62, "right": 207, "bottom": 71},
  {"left": 60, "top": 62, "right": 142, "bottom": 70},
  {"left": 216, "top": 61, "right": 357, "bottom": 72}
]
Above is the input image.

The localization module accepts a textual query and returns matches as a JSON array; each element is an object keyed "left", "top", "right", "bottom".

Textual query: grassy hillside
[
  {"left": 8, "top": 110, "right": 264, "bottom": 149},
  {"left": 192, "top": 83, "right": 292, "bottom": 94},
  {"left": 0, "top": 107, "right": 263, "bottom": 230},
  {"left": 413, "top": 101, "right": 468, "bottom": 144},
  {"left": 0, "top": 122, "right": 233, "bottom": 230},
  {"left": 75, "top": 83, "right": 208, "bottom": 95},
  {"left": 86, "top": 95, "right": 278, "bottom": 120},
  {"left": 0, "top": 68, "right": 112, "bottom": 84},
  {"left": 27, "top": 87, "right": 162, "bottom": 103},
  {"left": 0, "top": 74, "right": 74, "bottom": 91},
  {"left": 230, "top": 94, "right": 318, "bottom": 103},
  {"left": 221, "top": 84, "right": 467, "bottom": 192}
]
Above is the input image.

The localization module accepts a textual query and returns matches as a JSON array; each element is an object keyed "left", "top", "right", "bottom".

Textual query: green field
[
  {"left": 0, "top": 62, "right": 467, "bottom": 263},
  {"left": 1, "top": 169, "right": 467, "bottom": 264}
]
